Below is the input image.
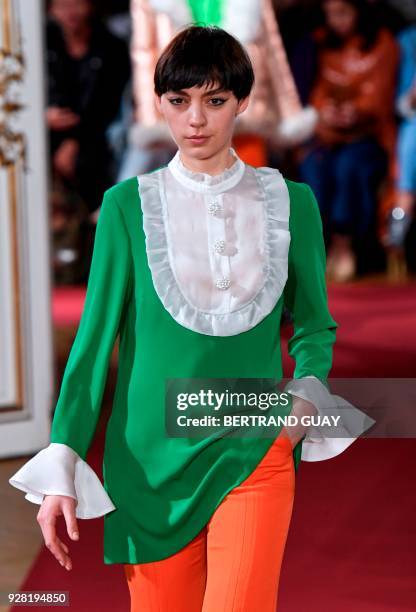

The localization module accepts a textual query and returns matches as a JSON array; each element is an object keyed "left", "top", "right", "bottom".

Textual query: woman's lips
[{"left": 186, "top": 135, "right": 210, "bottom": 144}]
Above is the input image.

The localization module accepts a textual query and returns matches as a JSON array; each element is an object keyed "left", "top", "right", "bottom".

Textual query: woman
[
  {"left": 299, "top": 0, "right": 399, "bottom": 282},
  {"left": 10, "top": 25, "right": 371, "bottom": 611}
]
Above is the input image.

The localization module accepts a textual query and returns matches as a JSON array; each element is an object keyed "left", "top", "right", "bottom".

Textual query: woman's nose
[{"left": 188, "top": 104, "right": 206, "bottom": 126}]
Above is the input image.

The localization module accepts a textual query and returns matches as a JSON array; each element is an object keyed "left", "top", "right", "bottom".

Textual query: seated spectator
[
  {"left": 298, "top": 0, "right": 399, "bottom": 281},
  {"left": 46, "top": 0, "right": 130, "bottom": 220}
]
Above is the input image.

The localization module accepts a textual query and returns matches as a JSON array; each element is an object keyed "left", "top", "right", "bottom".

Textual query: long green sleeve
[
  {"left": 283, "top": 181, "right": 339, "bottom": 386},
  {"left": 50, "top": 189, "right": 133, "bottom": 460}
]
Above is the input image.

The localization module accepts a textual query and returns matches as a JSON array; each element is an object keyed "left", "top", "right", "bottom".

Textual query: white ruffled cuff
[
  {"left": 284, "top": 376, "right": 376, "bottom": 462},
  {"left": 9, "top": 443, "right": 116, "bottom": 519}
]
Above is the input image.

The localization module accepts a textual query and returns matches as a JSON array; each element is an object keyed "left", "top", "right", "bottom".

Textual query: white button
[
  {"left": 213, "top": 239, "right": 226, "bottom": 254},
  {"left": 215, "top": 277, "right": 231, "bottom": 290}
]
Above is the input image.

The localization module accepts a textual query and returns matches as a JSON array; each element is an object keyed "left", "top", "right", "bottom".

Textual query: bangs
[{"left": 154, "top": 25, "right": 254, "bottom": 101}]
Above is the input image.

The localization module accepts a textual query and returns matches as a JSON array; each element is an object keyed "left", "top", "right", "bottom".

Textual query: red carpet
[{"left": 13, "top": 280, "right": 416, "bottom": 611}]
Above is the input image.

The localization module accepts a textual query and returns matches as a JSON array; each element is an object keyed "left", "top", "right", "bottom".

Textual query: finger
[
  {"left": 39, "top": 515, "right": 57, "bottom": 549},
  {"left": 62, "top": 501, "right": 79, "bottom": 541},
  {"left": 55, "top": 118, "right": 78, "bottom": 129},
  {"left": 61, "top": 541, "right": 69, "bottom": 554},
  {"left": 50, "top": 537, "right": 72, "bottom": 570},
  {"left": 55, "top": 537, "right": 72, "bottom": 570},
  {"left": 59, "top": 110, "right": 79, "bottom": 120},
  {"left": 53, "top": 116, "right": 79, "bottom": 129},
  {"left": 58, "top": 112, "right": 77, "bottom": 121},
  {"left": 40, "top": 520, "right": 70, "bottom": 569},
  {"left": 52, "top": 122, "right": 69, "bottom": 131},
  {"left": 58, "top": 108, "right": 75, "bottom": 116}
]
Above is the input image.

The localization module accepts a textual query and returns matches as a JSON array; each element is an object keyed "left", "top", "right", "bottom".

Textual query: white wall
[{"left": 0, "top": 0, "right": 53, "bottom": 457}]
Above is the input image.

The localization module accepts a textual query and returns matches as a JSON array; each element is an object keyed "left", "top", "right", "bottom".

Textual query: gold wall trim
[{"left": 1, "top": 0, "right": 25, "bottom": 412}]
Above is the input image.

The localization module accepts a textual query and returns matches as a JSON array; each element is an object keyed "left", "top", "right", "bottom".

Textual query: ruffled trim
[
  {"left": 9, "top": 443, "right": 116, "bottom": 519},
  {"left": 284, "top": 376, "right": 376, "bottom": 462},
  {"left": 167, "top": 147, "right": 245, "bottom": 194},
  {"left": 137, "top": 164, "right": 291, "bottom": 336}
]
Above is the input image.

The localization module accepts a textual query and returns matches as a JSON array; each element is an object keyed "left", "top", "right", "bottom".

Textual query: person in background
[
  {"left": 298, "top": 0, "right": 399, "bottom": 282},
  {"left": 46, "top": 0, "right": 131, "bottom": 221},
  {"left": 276, "top": 0, "right": 321, "bottom": 107},
  {"left": 387, "top": 23, "right": 416, "bottom": 249}
]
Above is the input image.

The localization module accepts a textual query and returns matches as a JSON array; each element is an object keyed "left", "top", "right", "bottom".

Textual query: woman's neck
[{"left": 178, "top": 146, "right": 236, "bottom": 176}]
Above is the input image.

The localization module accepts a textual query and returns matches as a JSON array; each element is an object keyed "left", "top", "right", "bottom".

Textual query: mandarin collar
[{"left": 167, "top": 147, "right": 246, "bottom": 195}]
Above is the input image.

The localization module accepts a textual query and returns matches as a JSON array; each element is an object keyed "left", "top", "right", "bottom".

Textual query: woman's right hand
[
  {"left": 36, "top": 495, "right": 79, "bottom": 571},
  {"left": 46, "top": 106, "right": 80, "bottom": 131}
]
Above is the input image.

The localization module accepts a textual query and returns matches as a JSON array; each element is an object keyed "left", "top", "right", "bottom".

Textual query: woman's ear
[
  {"left": 154, "top": 93, "right": 162, "bottom": 114},
  {"left": 236, "top": 95, "right": 250, "bottom": 116}
]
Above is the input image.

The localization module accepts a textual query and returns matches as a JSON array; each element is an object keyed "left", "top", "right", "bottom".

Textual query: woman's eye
[
  {"left": 209, "top": 98, "right": 226, "bottom": 106},
  {"left": 167, "top": 97, "right": 227, "bottom": 106},
  {"left": 169, "top": 98, "right": 184, "bottom": 105}
]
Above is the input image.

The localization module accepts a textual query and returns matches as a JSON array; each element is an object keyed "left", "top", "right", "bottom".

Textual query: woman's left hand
[{"left": 282, "top": 396, "right": 318, "bottom": 450}]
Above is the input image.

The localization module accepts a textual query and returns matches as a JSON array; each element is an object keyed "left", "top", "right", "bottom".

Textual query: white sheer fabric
[
  {"left": 9, "top": 443, "right": 115, "bottom": 518},
  {"left": 138, "top": 147, "right": 291, "bottom": 336},
  {"left": 166, "top": 151, "right": 265, "bottom": 313}
]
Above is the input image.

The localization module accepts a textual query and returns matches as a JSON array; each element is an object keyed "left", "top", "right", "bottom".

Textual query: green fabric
[
  {"left": 50, "top": 172, "right": 338, "bottom": 564},
  {"left": 187, "top": 0, "right": 224, "bottom": 25}
]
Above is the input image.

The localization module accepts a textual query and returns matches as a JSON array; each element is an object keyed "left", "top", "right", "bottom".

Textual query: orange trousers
[{"left": 124, "top": 433, "right": 295, "bottom": 612}]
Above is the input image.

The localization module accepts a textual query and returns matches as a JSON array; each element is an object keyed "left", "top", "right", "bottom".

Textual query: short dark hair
[{"left": 154, "top": 25, "right": 254, "bottom": 101}]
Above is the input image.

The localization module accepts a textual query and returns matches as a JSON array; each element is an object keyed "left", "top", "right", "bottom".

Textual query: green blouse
[{"left": 48, "top": 166, "right": 338, "bottom": 564}]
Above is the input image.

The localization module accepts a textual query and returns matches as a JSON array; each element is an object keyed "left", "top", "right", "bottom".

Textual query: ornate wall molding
[
  {"left": 0, "top": 0, "right": 25, "bottom": 166},
  {"left": 0, "top": 0, "right": 52, "bottom": 457}
]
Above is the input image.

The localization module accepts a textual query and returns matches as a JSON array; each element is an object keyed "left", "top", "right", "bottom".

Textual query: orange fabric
[
  {"left": 124, "top": 433, "right": 295, "bottom": 611},
  {"left": 232, "top": 133, "right": 268, "bottom": 167},
  {"left": 310, "top": 28, "right": 399, "bottom": 172}
]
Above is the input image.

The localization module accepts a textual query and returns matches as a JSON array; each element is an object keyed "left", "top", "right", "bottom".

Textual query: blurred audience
[
  {"left": 297, "top": 0, "right": 399, "bottom": 282},
  {"left": 387, "top": 23, "right": 416, "bottom": 250},
  {"left": 46, "top": 0, "right": 130, "bottom": 281},
  {"left": 46, "top": 0, "right": 130, "bottom": 216}
]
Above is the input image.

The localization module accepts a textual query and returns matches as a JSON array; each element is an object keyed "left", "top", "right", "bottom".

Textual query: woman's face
[
  {"left": 50, "top": 0, "right": 92, "bottom": 32},
  {"left": 323, "top": 0, "right": 358, "bottom": 39},
  {"left": 155, "top": 82, "right": 249, "bottom": 160}
]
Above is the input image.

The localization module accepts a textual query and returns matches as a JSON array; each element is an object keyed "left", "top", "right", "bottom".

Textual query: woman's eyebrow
[
  {"left": 204, "top": 87, "right": 228, "bottom": 95},
  {"left": 168, "top": 87, "right": 228, "bottom": 96}
]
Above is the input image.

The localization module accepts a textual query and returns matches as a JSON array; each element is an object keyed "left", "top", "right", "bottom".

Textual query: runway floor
[{"left": 2, "top": 275, "right": 416, "bottom": 611}]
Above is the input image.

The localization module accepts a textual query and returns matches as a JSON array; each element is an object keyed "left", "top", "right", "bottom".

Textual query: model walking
[{"left": 10, "top": 25, "right": 372, "bottom": 611}]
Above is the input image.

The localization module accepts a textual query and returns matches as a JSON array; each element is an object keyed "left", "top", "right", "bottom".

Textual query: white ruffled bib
[{"left": 137, "top": 147, "right": 291, "bottom": 335}]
